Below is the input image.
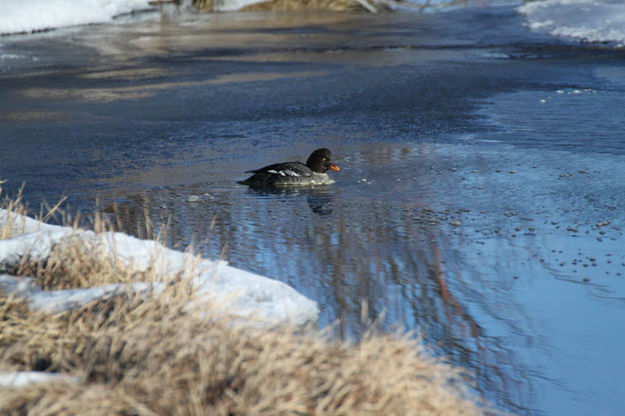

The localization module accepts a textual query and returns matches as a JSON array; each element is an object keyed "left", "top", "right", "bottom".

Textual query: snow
[
  {"left": 517, "top": 0, "right": 625, "bottom": 46},
  {"left": 0, "top": 0, "right": 530, "bottom": 36},
  {"left": 215, "top": 0, "right": 262, "bottom": 12},
  {"left": 0, "top": 0, "right": 269, "bottom": 35},
  {"left": 0, "top": 275, "right": 160, "bottom": 313},
  {"left": 0, "top": 372, "right": 79, "bottom": 387},
  {"left": 5, "top": 0, "right": 623, "bottom": 46},
  {"left": 0, "top": 0, "right": 156, "bottom": 35},
  {"left": 0, "top": 208, "right": 319, "bottom": 326},
  {"left": 0, "top": 210, "right": 319, "bottom": 389}
]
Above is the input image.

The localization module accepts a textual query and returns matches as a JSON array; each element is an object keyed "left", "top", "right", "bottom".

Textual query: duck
[{"left": 239, "top": 148, "right": 340, "bottom": 188}]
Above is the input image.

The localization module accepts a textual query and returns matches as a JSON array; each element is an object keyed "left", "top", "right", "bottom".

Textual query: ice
[{"left": 518, "top": 0, "right": 625, "bottom": 46}]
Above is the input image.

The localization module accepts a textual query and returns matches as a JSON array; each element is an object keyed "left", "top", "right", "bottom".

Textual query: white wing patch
[{"left": 267, "top": 169, "right": 300, "bottom": 177}]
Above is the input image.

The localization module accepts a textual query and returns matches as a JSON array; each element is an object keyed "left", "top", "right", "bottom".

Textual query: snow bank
[
  {"left": 0, "top": 208, "right": 318, "bottom": 326},
  {"left": 517, "top": 0, "right": 625, "bottom": 47},
  {"left": 0, "top": 0, "right": 156, "bottom": 35},
  {"left": 0, "top": 0, "right": 268, "bottom": 36}
]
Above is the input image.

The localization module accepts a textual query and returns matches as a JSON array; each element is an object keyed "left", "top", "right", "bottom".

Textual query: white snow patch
[
  {"left": 215, "top": 0, "right": 264, "bottom": 11},
  {"left": 0, "top": 275, "right": 160, "bottom": 313},
  {"left": 0, "top": 0, "right": 272, "bottom": 35},
  {"left": 0, "top": 372, "right": 79, "bottom": 387},
  {"left": 517, "top": 0, "right": 625, "bottom": 46},
  {"left": 0, "top": 208, "right": 318, "bottom": 327},
  {"left": 0, "top": 0, "right": 156, "bottom": 35}
]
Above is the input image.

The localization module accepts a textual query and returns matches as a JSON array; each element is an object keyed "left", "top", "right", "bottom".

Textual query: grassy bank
[
  {"left": 0, "top": 188, "right": 488, "bottom": 415},
  {"left": 192, "top": 0, "right": 391, "bottom": 12},
  {"left": 195, "top": 0, "right": 474, "bottom": 13}
]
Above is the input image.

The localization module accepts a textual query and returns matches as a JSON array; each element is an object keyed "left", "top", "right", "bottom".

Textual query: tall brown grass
[
  {"left": 240, "top": 0, "right": 374, "bottom": 12},
  {"left": 1, "top": 291, "right": 486, "bottom": 415},
  {"left": 1, "top": 184, "right": 169, "bottom": 290},
  {"left": 240, "top": 0, "right": 475, "bottom": 13},
  {"left": 0, "top": 188, "right": 489, "bottom": 415},
  {"left": 1, "top": 184, "right": 29, "bottom": 240}
]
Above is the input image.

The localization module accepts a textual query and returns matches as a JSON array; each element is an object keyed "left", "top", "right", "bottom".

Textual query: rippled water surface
[{"left": 1, "top": 7, "right": 625, "bottom": 415}]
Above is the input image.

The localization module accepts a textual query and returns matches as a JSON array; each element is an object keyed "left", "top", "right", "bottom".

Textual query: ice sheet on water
[{"left": 518, "top": 0, "right": 625, "bottom": 46}]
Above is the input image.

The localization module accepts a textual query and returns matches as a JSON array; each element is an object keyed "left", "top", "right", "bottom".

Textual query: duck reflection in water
[{"left": 244, "top": 186, "right": 335, "bottom": 216}]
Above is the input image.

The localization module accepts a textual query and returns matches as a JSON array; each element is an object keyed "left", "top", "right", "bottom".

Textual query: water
[{"left": 1, "top": 6, "right": 625, "bottom": 415}]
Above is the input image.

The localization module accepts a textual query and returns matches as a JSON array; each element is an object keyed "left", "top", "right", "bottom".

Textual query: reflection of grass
[{"left": 0, "top": 189, "right": 486, "bottom": 414}]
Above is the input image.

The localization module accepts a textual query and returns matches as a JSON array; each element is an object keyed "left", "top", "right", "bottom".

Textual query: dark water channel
[{"left": 1, "top": 7, "right": 625, "bottom": 415}]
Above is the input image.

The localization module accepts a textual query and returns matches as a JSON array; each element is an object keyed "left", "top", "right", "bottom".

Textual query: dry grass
[
  {"left": 241, "top": 0, "right": 372, "bottom": 12},
  {"left": 1, "top": 290, "right": 485, "bottom": 415},
  {"left": 1, "top": 184, "right": 30, "bottom": 240},
  {"left": 13, "top": 232, "right": 161, "bottom": 290},
  {"left": 1, "top": 184, "right": 167, "bottom": 290},
  {"left": 193, "top": 0, "right": 373, "bottom": 12},
  {"left": 0, "top": 189, "right": 488, "bottom": 415},
  {"left": 232, "top": 0, "right": 477, "bottom": 13},
  {"left": 0, "top": 183, "right": 67, "bottom": 241},
  {"left": 191, "top": 0, "right": 474, "bottom": 14}
]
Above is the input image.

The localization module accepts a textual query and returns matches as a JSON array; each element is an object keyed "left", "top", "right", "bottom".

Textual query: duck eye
[{"left": 322, "top": 157, "right": 326, "bottom": 161}]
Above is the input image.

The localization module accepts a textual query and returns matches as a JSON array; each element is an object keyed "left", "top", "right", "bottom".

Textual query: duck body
[
  {"left": 240, "top": 161, "right": 334, "bottom": 188},
  {"left": 239, "top": 148, "right": 340, "bottom": 188}
]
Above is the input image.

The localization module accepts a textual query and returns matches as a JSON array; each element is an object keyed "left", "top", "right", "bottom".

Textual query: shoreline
[{"left": 0, "top": 196, "right": 487, "bottom": 415}]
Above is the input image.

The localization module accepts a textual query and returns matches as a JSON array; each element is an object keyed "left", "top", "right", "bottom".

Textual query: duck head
[{"left": 306, "top": 148, "right": 341, "bottom": 173}]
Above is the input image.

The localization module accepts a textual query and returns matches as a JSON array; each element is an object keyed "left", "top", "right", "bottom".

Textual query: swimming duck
[{"left": 239, "top": 148, "right": 340, "bottom": 188}]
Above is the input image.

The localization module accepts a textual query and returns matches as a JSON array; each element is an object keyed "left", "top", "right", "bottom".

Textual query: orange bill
[{"left": 329, "top": 164, "right": 340, "bottom": 172}]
